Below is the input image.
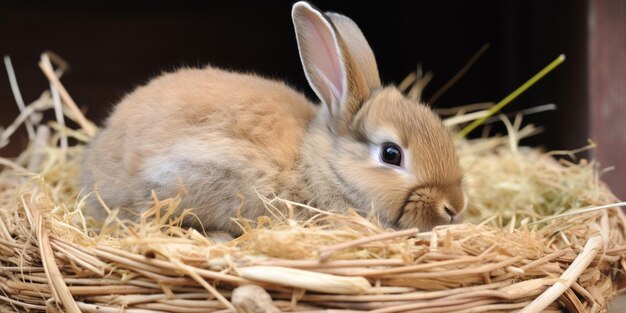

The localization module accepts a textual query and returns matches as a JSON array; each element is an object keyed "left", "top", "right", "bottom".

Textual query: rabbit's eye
[{"left": 380, "top": 142, "right": 402, "bottom": 166}]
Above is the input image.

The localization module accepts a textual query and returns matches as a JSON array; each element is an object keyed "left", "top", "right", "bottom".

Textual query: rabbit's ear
[
  {"left": 292, "top": 2, "right": 380, "bottom": 130},
  {"left": 325, "top": 12, "right": 380, "bottom": 91}
]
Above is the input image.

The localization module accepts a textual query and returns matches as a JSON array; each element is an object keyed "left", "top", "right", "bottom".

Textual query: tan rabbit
[{"left": 80, "top": 1, "right": 467, "bottom": 236}]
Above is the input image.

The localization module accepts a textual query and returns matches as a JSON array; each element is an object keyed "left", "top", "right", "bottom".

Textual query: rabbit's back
[{"left": 81, "top": 67, "right": 317, "bottom": 232}]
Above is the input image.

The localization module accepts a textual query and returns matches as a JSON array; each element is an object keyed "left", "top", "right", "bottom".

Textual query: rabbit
[{"left": 80, "top": 1, "right": 467, "bottom": 236}]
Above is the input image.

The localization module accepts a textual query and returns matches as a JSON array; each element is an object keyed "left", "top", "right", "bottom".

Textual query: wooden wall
[{"left": 589, "top": 0, "right": 626, "bottom": 200}]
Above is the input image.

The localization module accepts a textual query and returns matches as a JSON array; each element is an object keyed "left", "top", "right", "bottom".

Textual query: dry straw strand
[{"left": 520, "top": 235, "right": 604, "bottom": 313}]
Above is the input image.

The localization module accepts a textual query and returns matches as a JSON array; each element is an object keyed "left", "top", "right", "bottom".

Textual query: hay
[{"left": 0, "top": 54, "right": 625, "bottom": 313}]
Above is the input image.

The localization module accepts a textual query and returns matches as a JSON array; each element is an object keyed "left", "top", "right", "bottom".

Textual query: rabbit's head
[{"left": 293, "top": 2, "right": 466, "bottom": 231}]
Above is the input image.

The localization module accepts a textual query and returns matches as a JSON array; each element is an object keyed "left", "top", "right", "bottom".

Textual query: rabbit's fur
[{"left": 81, "top": 2, "right": 466, "bottom": 235}]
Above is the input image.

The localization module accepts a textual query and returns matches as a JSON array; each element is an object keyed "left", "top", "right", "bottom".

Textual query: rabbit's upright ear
[
  {"left": 325, "top": 12, "right": 381, "bottom": 90},
  {"left": 292, "top": 2, "right": 381, "bottom": 131}
]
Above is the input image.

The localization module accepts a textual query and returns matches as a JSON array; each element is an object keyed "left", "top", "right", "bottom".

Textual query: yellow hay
[{"left": 0, "top": 54, "right": 625, "bottom": 313}]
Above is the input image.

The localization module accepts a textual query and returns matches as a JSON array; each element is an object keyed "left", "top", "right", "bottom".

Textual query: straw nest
[{"left": 1, "top": 54, "right": 625, "bottom": 313}]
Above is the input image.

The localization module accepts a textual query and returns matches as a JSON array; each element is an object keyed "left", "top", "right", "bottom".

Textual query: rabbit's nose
[{"left": 443, "top": 205, "right": 457, "bottom": 222}]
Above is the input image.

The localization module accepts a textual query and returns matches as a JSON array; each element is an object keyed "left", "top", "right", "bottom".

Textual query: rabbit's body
[
  {"left": 82, "top": 68, "right": 319, "bottom": 233},
  {"left": 82, "top": 2, "right": 467, "bottom": 235}
]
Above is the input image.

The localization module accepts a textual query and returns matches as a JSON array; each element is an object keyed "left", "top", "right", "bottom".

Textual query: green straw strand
[{"left": 457, "top": 54, "right": 566, "bottom": 139}]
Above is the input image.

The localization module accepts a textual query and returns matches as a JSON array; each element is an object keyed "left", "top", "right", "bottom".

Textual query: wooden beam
[{"left": 589, "top": 0, "right": 626, "bottom": 200}]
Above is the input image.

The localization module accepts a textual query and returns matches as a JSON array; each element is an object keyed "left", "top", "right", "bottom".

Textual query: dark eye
[{"left": 380, "top": 142, "right": 402, "bottom": 166}]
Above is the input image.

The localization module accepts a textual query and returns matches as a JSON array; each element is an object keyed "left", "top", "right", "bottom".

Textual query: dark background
[{"left": 1, "top": 1, "right": 623, "bottom": 198}]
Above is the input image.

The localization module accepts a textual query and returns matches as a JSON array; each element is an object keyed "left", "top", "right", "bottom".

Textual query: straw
[
  {"left": 428, "top": 43, "right": 490, "bottom": 105},
  {"left": 40, "top": 53, "right": 68, "bottom": 161},
  {"left": 520, "top": 235, "right": 604, "bottom": 313},
  {"left": 457, "top": 54, "right": 566, "bottom": 138},
  {"left": 37, "top": 53, "right": 97, "bottom": 137},
  {"left": 3, "top": 56, "right": 35, "bottom": 140}
]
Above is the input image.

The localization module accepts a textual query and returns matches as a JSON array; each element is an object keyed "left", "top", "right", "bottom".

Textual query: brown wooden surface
[{"left": 589, "top": 0, "right": 626, "bottom": 200}]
